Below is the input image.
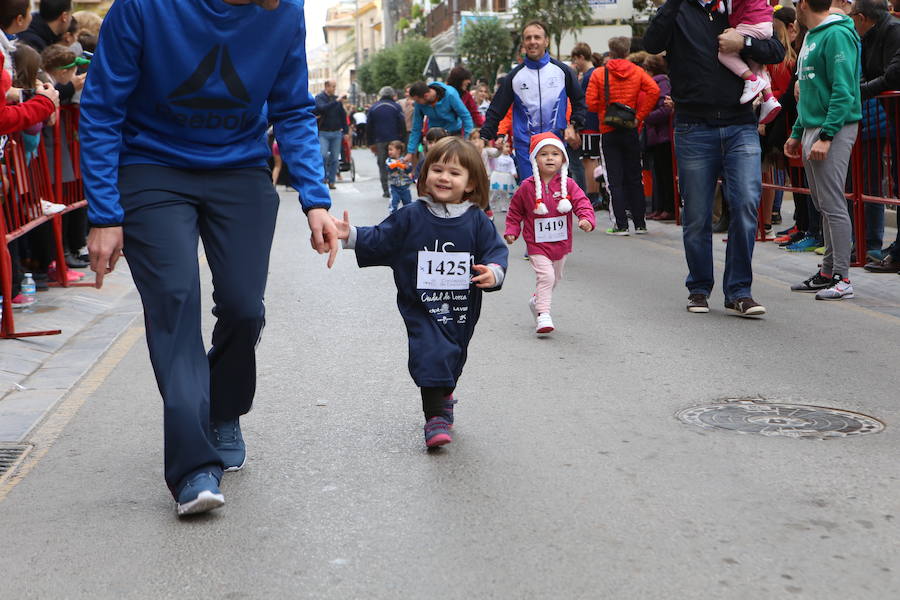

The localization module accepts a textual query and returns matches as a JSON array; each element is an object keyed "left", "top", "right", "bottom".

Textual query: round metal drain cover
[{"left": 677, "top": 399, "right": 884, "bottom": 438}]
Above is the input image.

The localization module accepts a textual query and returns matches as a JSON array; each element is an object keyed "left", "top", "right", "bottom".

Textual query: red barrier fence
[
  {"left": 1, "top": 106, "right": 89, "bottom": 339},
  {"left": 671, "top": 92, "right": 900, "bottom": 263}
]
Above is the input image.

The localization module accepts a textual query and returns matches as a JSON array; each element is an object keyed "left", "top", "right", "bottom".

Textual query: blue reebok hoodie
[{"left": 80, "top": 0, "right": 330, "bottom": 226}]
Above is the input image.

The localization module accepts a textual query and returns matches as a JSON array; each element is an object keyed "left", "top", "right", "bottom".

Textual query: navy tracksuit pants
[{"left": 118, "top": 165, "right": 279, "bottom": 497}]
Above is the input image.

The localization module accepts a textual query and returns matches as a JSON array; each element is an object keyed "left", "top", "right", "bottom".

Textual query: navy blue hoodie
[
  {"left": 80, "top": 0, "right": 330, "bottom": 226},
  {"left": 353, "top": 201, "right": 508, "bottom": 387}
]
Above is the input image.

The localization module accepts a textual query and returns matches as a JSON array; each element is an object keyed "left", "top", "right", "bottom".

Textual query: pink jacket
[
  {"left": 728, "top": 0, "right": 773, "bottom": 28},
  {"left": 504, "top": 173, "right": 595, "bottom": 261}
]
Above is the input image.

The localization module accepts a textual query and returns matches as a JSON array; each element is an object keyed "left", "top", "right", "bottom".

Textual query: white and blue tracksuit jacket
[{"left": 480, "top": 52, "right": 586, "bottom": 179}]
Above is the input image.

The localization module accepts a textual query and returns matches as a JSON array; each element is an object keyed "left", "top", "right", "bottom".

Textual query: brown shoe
[
  {"left": 863, "top": 255, "right": 900, "bottom": 273},
  {"left": 725, "top": 297, "right": 766, "bottom": 318},
  {"left": 686, "top": 293, "right": 709, "bottom": 313}
]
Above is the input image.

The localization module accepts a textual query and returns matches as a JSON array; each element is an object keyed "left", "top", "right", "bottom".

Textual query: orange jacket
[{"left": 585, "top": 59, "right": 660, "bottom": 134}]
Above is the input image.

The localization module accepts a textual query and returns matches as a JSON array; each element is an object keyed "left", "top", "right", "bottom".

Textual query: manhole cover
[
  {"left": 0, "top": 444, "right": 32, "bottom": 480},
  {"left": 676, "top": 399, "right": 884, "bottom": 439}
]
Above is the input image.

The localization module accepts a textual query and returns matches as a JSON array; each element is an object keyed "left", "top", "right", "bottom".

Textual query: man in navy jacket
[
  {"left": 644, "top": 0, "right": 784, "bottom": 317},
  {"left": 82, "top": 0, "right": 339, "bottom": 516},
  {"left": 315, "top": 80, "right": 349, "bottom": 190},
  {"left": 366, "top": 86, "right": 407, "bottom": 198}
]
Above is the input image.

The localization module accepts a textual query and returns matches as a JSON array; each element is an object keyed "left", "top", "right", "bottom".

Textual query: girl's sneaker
[
  {"left": 815, "top": 277, "right": 854, "bottom": 300},
  {"left": 758, "top": 96, "right": 782, "bottom": 124},
  {"left": 536, "top": 313, "right": 554, "bottom": 334},
  {"left": 442, "top": 394, "right": 457, "bottom": 426},
  {"left": 424, "top": 416, "right": 452, "bottom": 447}
]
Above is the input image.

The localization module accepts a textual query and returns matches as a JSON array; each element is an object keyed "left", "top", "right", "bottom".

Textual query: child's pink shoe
[{"left": 424, "top": 416, "right": 452, "bottom": 448}]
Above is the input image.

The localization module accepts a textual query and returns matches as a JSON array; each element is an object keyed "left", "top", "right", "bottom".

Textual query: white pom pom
[
  {"left": 557, "top": 198, "right": 572, "bottom": 213},
  {"left": 534, "top": 202, "right": 549, "bottom": 215}
]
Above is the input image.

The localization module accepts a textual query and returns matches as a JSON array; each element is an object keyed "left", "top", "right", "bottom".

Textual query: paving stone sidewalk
[{"left": 0, "top": 264, "right": 141, "bottom": 441}]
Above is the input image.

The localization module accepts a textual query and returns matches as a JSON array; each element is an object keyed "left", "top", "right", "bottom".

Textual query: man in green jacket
[{"left": 785, "top": 0, "right": 862, "bottom": 300}]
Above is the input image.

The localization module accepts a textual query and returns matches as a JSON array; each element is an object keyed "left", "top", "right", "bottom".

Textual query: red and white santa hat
[{"left": 528, "top": 133, "right": 571, "bottom": 215}]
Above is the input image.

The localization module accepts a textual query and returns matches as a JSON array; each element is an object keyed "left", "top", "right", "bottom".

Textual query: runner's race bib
[
  {"left": 534, "top": 216, "right": 567, "bottom": 243},
  {"left": 417, "top": 251, "right": 472, "bottom": 290}
]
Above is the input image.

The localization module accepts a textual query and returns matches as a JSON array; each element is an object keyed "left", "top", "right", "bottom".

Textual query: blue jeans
[
  {"left": 319, "top": 130, "right": 342, "bottom": 184},
  {"left": 675, "top": 121, "right": 761, "bottom": 301},
  {"left": 390, "top": 184, "right": 411, "bottom": 213}
]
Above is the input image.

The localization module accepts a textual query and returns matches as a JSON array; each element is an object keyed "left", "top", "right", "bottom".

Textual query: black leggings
[{"left": 420, "top": 386, "right": 455, "bottom": 420}]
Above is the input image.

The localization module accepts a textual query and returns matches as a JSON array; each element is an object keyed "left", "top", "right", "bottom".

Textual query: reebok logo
[{"left": 158, "top": 45, "right": 256, "bottom": 131}]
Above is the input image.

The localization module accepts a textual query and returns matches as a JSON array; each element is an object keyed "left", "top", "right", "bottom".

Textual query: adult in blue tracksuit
[
  {"left": 403, "top": 81, "right": 474, "bottom": 161},
  {"left": 366, "top": 86, "right": 407, "bottom": 197},
  {"left": 80, "top": 0, "right": 340, "bottom": 516},
  {"left": 480, "top": 21, "right": 587, "bottom": 180}
]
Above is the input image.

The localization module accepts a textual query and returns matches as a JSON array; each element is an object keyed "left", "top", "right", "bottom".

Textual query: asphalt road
[{"left": 1, "top": 151, "right": 899, "bottom": 599}]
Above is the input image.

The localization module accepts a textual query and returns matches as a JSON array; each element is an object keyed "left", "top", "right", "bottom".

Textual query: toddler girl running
[
  {"left": 488, "top": 137, "right": 518, "bottom": 214},
  {"left": 334, "top": 137, "right": 508, "bottom": 448},
  {"left": 504, "top": 133, "right": 595, "bottom": 335}
]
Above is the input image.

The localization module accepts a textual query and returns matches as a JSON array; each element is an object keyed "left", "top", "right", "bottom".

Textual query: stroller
[{"left": 339, "top": 135, "right": 356, "bottom": 182}]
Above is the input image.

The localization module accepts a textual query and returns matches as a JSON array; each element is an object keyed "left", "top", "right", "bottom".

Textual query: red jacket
[
  {"left": 585, "top": 59, "right": 660, "bottom": 134},
  {"left": 0, "top": 54, "right": 56, "bottom": 135},
  {"left": 460, "top": 90, "right": 484, "bottom": 128}
]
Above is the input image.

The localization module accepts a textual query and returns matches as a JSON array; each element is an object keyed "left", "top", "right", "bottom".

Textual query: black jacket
[
  {"left": 366, "top": 97, "right": 406, "bottom": 145},
  {"left": 644, "top": 0, "right": 785, "bottom": 124},
  {"left": 861, "top": 13, "right": 900, "bottom": 100},
  {"left": 17, "top": 13, "right": 59, "bottom": 52},
  {"left": 314, "top": 92, "right": 348, "bottom": 133}
]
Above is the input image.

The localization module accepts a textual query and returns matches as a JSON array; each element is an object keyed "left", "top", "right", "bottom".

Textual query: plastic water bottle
[{"left": 22, "top": 273, "right": 36, "bottom": 304}]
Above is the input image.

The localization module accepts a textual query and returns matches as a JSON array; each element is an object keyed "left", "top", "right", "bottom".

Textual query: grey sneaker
[
  {"left": 815, "top": 277, "right": 854, "bottom": 300},
  {"left": 211, "top": 419, "right": 246, "bottom": 472},
  {"left": 791, "top": 272, "right": 833, "bottom": 292},
  {"left": 686, "top": 294, "right": 709, "bottom": 313},
  {"left": 725, "top": 297, "right": 766, "bottom": 317}
]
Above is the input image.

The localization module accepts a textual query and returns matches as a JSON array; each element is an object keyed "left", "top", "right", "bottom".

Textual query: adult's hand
[
  {"left": 807, "top": 140, "right": 831, "bottom": 161},
  {"left": 6, "top": 87, "right": 21, "bottom": 104},
  {"left": 718, "top": 28, "right": 745, "bottom": 54},
  {"left": 88, "top": 226, "right": 124, "bottom": 289},
  {"left": 783, "top": 138, "right": 801, "bottom": 160},
  {"left": 403, "top": 153, "right": 415, "bottom": 164},
  {"left": 308, "top": 207, "right": 340, "bottom": 268},
  {"left": 35, "top": 82, "right": 59, "bottom": 107},
  {"left": 369, "top": 145, "right": 378, "bottom": 154},
  {"left": 564, "top": 125, "right": 580, "bottom": 149}
]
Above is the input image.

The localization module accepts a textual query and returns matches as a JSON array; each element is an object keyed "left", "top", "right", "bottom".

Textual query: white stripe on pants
[{"left": 531, "top": 254, "right": 566, "bottom": 314}]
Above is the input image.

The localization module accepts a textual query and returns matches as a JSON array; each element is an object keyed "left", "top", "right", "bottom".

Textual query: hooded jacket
[
  {"left": 585, "top": 59, "right": 660, "bottom": 134},
  {"left": 504, "top": 172, "right": 595, "bottom": 261},
  {"left": 406, "top": 82, "right": 474, "bottom": 154},
  {"left": 791, "top": 14, "right": 862, "bottom": 139},
  {"left": 860, "top": 12, "right": 900, "bottom": 100},
  {"left": 644, "top": 74, "right": 673, "bottom": 147}
]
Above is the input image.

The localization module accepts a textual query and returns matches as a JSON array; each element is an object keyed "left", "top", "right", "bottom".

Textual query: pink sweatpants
[
  {"left": 531, "top": 254, "right": 566, "bottom": 314},
  {"left": 718, "top": 22, "right": 773, "bottom": 79}
]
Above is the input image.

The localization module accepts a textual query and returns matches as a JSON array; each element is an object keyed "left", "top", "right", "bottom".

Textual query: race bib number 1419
[
  {"left": 534, "top": 216, "right": 567, "bottom": 243},
  {"left": 416, "top": 251, "right": 472, "bottom": 290}
]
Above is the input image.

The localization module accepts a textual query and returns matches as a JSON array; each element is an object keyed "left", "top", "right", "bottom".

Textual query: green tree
[
  {"left": 459, "top": 17, "right": 513, "bottom": 87},
  {"left": 370, "top": 46, "right": 402, "bottom": 90},
  {"left": 356, "top": 61, "right": 377, "bottom": 95},
  {"left": 514, "top": 0, "right": 593, "bottom": 58},
  {"left": 395, "top": 37, "right": 432, "bottom": 86}
]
